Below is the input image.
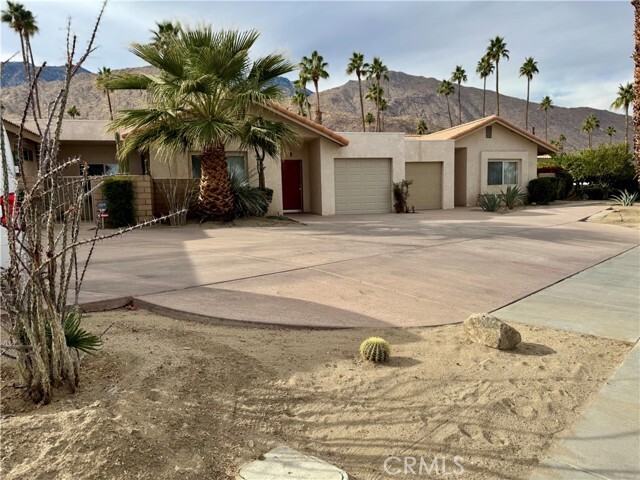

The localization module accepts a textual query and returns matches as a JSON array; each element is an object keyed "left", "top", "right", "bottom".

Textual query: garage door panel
[
  {"left": 405, "top": 162, "right": 442, "bottom": 210},
  {"left": 335, "top": 159, "right": 391, "bottom": 214}
]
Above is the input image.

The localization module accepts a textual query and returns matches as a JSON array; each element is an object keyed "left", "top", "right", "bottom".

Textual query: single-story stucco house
[{"left": 3, "top": 109, "right": 558, "bottom": 218}]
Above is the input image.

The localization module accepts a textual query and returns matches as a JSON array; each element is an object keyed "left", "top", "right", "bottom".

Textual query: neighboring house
[{"left": 3, "top": 112, "right": 558, "bottom": 217}]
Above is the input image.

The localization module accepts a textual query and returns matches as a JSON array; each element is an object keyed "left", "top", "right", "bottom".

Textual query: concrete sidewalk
[{"left": 494, "top": 247, "right": 640, "bottom": 480}]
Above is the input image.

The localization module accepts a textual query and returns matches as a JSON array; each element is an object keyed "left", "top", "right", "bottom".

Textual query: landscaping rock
[{"left": 464, "top": 313, "right": 521, "bottom": 350}]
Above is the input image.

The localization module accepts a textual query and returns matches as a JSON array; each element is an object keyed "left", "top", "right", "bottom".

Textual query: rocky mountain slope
[
  {"left": 1, "top": 66, "right": 625, "bottom": 151},
  {"left": 1, "top": 61, "right": 90, "bottom": 87}
]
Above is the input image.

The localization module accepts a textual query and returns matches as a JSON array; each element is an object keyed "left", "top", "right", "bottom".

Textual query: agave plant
[
  {"left": 228, "top": 166, "right": 270, "bottom": 218},
  {"left": 610, "top": 189, "right": 639, "bottom": 206},
  {"left": 500, "top": 185, "right": 525, "bottom": 209},
  {"left": 477, "top": 193, "right": 502, "bottom": 212}
]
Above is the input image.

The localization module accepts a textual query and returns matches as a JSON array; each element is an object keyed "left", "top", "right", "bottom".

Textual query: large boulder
[{"left": 463, "top": 313, "right": 521, "bottom": 350}]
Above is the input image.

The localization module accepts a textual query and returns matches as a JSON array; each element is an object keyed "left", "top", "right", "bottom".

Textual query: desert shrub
[
  {"left": 478, "top": 193, "right": 502, "bottom": 212},
  {"left": 102, "top": 177, "right": 135, "bottom": 227},
  {"left": 556, "top": 170, "right": 574, "bottom": 198},
  {"left": 610, "top": 189, "right": 638, "bottom": 206},
  {"left": 500, "top": 185, "right": 525, "bottom": 209},
  {"left": 547, "top": 177, "right": 566, "bottom": 201},
  {"left": 527, "top": 178, "right": 555, "bottom": 204},
  {"left": 393, "top": 179, "right": 413, "bottom": 213},
  {"left": 359, "top": 337, "right": 391, "bottom": 363},
  {"left": 228, "top": 167, "right": 269, "bottom": 218}
]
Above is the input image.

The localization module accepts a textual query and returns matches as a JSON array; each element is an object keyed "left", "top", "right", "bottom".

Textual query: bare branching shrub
[
  {"left": 0, "top": 3, "right": 180, "bottom": 404},
  {"left": 156, "top": 162, "right": 198, "bottom": 226}
]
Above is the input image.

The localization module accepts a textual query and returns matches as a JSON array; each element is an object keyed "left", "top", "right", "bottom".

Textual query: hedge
[
  {"left": 527, "top": 178, "right": 556, "bottom": 205},
  {"left": 101, "top": 177, "right": 135, "bottom": 227}
]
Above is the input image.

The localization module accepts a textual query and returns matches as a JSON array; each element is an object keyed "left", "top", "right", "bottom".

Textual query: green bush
[
  {"left": 102, "top": 177, "right": 135, "bottom": 227},
  {"left": 582, "top": 185, "right": 607, "bottom": 200},
  {"left": 547, "top": 177, "right": 566, "bottom": 201},
  {"left": 527, "top": 178, "right": 555, "bottom": 205},
  {"left": 555, "top": 144, "right": 635, "bottom": 189}
]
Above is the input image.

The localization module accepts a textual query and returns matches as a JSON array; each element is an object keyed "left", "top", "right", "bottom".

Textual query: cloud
[{"left": 1, "top": 0, "right": 632, "bottom": 110}]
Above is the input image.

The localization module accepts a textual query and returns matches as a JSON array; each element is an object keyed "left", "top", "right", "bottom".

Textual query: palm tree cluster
[
  {"left": 299, "top": 51, "right": 329, "bottom": 125},
  {"left": 2, "top": 1, "right": 41, "bottom": 117},
  {"left": 610, "top": 82, "right": 633, "bottom": 145},
  {"left": 108, "top": 26, "right": 297, "bottom": 219}
]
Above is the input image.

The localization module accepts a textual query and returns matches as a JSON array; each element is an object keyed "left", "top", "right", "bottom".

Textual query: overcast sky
[{"left": 0, "top": 0, "right": 633, "bottom": 111}]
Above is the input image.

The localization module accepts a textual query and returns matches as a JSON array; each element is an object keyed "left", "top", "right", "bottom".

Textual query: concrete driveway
[{"left": 80, "top": 203, "right": 639, "bottom": 328}]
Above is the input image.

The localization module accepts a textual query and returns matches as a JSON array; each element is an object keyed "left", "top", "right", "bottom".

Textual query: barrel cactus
[{"left": 359, "top": 337, "right": 391, "bottom": 363}]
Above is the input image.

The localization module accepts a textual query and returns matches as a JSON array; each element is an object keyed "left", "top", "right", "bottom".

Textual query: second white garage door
[
  {"left": 405, "top": 162, "right": 443, "bottom": 210},
  {"left": 335, "top": 159, "right": 391, "bottom": 214}
]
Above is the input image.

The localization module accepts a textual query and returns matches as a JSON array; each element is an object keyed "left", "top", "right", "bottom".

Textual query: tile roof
[
  {"left": 2, "top": 116, "right": 41, "bottom": 139},
  {"left": 412, "top": 115, "right": 559, "bottom": 154},
  {"left": 266, "top": 103, "right": 349, "bottom": 146}
]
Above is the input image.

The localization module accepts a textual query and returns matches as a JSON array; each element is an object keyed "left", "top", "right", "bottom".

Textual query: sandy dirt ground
[
  {"left": 0, "top": 310, "right": 631, "bottom": 480},
  {"left": 591, "top": 205, "right": 640, "bottom": 229}
]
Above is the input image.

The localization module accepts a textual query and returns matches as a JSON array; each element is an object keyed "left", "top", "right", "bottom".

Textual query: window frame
[{"left": 487, "top": 160, "right": 519, "bottom": 186}]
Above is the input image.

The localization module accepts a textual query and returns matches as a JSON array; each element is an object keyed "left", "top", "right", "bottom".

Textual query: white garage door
[
  {"left": 405, "top": 162, "right": 443, "bottom": 210},
  {"left": 335, "top": 159, "right": 391, "bottom": 214}
]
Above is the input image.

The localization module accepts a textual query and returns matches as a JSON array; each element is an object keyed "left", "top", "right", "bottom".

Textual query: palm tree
[
  {"left": 379, "top": 97, "right": 388, "bottom": 132},
  {"left": 486, "top": 36, "right": 510, "bottom": 116},
  {"left": 539, "top": 96, "right": 554, "bottom": 140},
  {"left": 300, "top": 51, "right": 329, "bottom": 124},
  {"left": 610, "top": 82, "right": 634, "bottom": 144},
  {"left": 581, "top": 114, "right": 600, "bottom": 148},
  {"left": 365, "top": 83, "right": 384, "bottom": 130},
  {"left": 239, "top": 116, "right": 299, "bottom": 189},
  {"left": 605, "top": 126, "right": 617, "bottom": 144},
  {"left": 437, "top": 79, "right": 455, "bottom": 127},
  {"left": 291, "top": 90, "right": 307, "bottom": 117},
  {"left": 365, "top": 112, "right": 375, "bottom": 131},
  {"left": 95, "top": 67, "right": 115, "bottom": 120},
  {"left": 109, "top": 27, "right": 295, "bottom": 219},
  {"left": 476, "top": 56, "right": 494, "bottom": 117},
  {"left": 2, "top": 1, "right": 41, "bottom": 117},
  {"left": 346, "top": 52, "right": 369, "bottom": 132},
  {"left": 151, "top": 21, "right": 181, "bottom": 50},
  {"left": 450, "top": 65, "right": 467, "bottom": 125},
  {"left": 293, "top": 74, "right": 312, "bottom": 118},
  {"left": 67, "top": 105, "right": 80, "bottom": 118},
  {"left": 416, "top": 119, "right": 428, "bottom": 135},
  {"left": 519, "top": 57, "right": 539, "bottom": 131},
  {"left": 367, "top": 57, "right": 389, "bottom": 132}
]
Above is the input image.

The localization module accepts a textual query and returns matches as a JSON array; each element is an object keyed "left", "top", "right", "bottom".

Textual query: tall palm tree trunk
[
  {"left": 446, "top": 97, "right": 453, "bottom": 127},
  {"left": 625, "top": 105, "right": 629, "bottom": 145},
  {"left": 525, "top": 80, "right": 530, "bottom": 131},
  {"left": 106, "top": 90, "right": 114, "bottom": 120},
  {"left": 199, "top": 142, "right": 234, "bottom": 220},
  {"left": 24, "top": 34, "right": 41, "bottom": 118},
  {"left": 544, "top": 111, "right": 548, "bottom": 141},
  {"left": 457, "top": 83, "right": 462, "bottom": 124},
  {"left": 376, "top": 79, "right": 381, "bottom": 132},
  {"left": 357, "top": 74, "right": 365, "bottom": 132},
  {"left": 482, "top": 78, "right": 486, "bottom": 117},
  {"left": 314, "top": 80, "right": 322, "bottom": 124},
  {"left": 495, "top": 61, "right": 500, "bottom": 116}
]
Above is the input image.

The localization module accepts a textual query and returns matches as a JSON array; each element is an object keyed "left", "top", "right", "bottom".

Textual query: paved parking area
[{"left": 81, "top": 204, "right": 639, "bottom": 327}]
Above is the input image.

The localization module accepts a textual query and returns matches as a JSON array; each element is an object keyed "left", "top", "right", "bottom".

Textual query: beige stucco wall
[
  {"left": 59, "top": 142, "right": 142, "bottom": 176},
  {"left": 454, "top": 124, "right": 538, "bottom": 206}
]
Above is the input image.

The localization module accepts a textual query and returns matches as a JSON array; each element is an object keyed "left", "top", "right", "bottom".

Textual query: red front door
[{"left": 282, "top": 160, "right": 303, "bottom": 211}]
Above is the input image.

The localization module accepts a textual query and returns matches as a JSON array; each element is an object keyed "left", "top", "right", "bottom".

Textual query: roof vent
[{"left": 485, "top": 126, "right": 493, "bottom": 138}]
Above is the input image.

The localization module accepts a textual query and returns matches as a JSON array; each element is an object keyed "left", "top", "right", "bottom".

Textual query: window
[
  {"left": 488, "top": 161, "right": 518, "bottom": 185},
  {"left": 191, "top": 154, "right": 246, "bottom": 179},
  {"left": 485, "top": 126, "right": 492, "bottom": 138},
  {"left": 83, "top": 164, "right": 119, "bottom": 176}
]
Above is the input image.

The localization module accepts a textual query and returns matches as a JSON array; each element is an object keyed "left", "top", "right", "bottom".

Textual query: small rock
[{"left": 463, "top": 313, "right": 521, "bottom": 350}]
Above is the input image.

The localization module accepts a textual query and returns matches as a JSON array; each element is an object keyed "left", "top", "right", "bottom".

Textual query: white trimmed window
[{"left": 487, "top": 160, "right": 518, "bottom": 186}]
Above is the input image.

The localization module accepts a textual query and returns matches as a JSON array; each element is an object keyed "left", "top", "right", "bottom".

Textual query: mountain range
[
  {"left": 0, "top": 63, "right": 626, "bottom": 151},
  {"left": 1, "top": 61, "right": 90, "bottom": 87}
]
